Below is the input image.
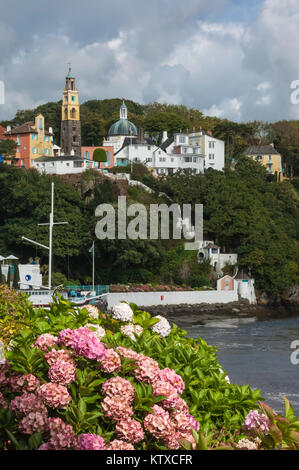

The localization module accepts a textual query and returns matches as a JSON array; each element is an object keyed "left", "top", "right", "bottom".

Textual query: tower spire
[{"left": 60, "top": 66, "right": 81, "bottom": 156}]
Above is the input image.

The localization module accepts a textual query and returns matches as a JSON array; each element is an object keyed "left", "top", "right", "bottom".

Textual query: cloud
[{"left": 0, "top": 0, "right": 299, "bottom": 124}]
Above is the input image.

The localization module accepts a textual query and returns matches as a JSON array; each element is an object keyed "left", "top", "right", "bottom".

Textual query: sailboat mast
[{"left": 48, "top": 182, "right": 54, "bottom": 290}]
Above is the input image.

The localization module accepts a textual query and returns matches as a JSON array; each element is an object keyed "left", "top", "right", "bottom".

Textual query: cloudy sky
[{"left": 1, "top": 0, "right": 299, "bottom": 123}]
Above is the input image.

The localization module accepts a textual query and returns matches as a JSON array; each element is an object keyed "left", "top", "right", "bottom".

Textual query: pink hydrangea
[
  {"left": 152, "top": 380, "right": 178, "bottom": 409},
  {"left": 34, "top": 334, "right": 58, "bottom": 352},
  {"left": 10, "top": 393, "right": 47, "bottom": 416},
  {"left": 116, "top": 347, "right": 139, "bottom": 360},
  {"left": 77, "top": 433, "right": 105, "bottom": 450},
  {"left": 10, "top": 373, "right": 40, "bottom": 392},
  {"left": 0, "top": 359, "right": 10, "bottom": 373},
  {"left": 0, "top": 371, "right": 8, "bottom": 388},
  {"left": 155, "top": 368, "right": 185, "bottom": 394},
  {"left": 106, "top": 440, "right": 135, "bottom": 450},
  {"left": 236, "top": 438, "right": 260, "bottom": 450},
  {"left": 144, "top": 411, "right": 175, "bottom": 440},
  {"left": 101, "top": 349, "right": 122, "bottom": 373},
  {"left": 171, "top": 411, "right": 197, "bottom": 433},
  {"left": 37, "top": 383, "right": 71, "bottom": 409},
  {"left": 0, "top": 391, "right": 7, "bottom": 409},
  {"left": 45, "top": 349, "right": 74, "bottom": 366},
  {"left": 115, "top": 418, "right": 145, "bottom": 443},
  {"left": 48, "top": 417, "right": 76, "bottom": 450},
  {"left": 70, "top": 327, "right": 106, "bottom": 361},
  {"left": 57, "top": 328, "right": 75, "bottom": 348},
  {"left": 18, "top": 411, "right": 49, "bottom": 434},
  {"left": 38, "top": 442, "right": 55, "bottom": 450},
  {"left": 134, "top": 357, "right": 160, "bottom": 383},
  {"left": 173, "top": 397, "right": 189, "bottom": 414},
  {"left": 152, "top": 405, "right": 170, "bottom": 418},
  {"left": 102, "top": 377, "right": 135, "bottom": 403},
  {"left": 244, "top": 410, "right": 271, "bottom": 435},
  {"left": 48, "top": 360, "right": 76, "bottom": 385},
  {"left": 163, "top": 431, "right": 196, "bottom": 450},
  {"left": 101, "top": 396, "right": 133, "bottom": 421}
]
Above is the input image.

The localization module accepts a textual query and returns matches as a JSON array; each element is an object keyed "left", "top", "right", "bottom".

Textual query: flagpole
[{"left": 92, "top": 241, "right": 95, "bottom": 292}]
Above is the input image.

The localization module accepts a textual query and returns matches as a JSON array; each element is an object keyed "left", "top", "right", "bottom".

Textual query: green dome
[{"left": 108, "top": 119, "right": 138, "bottom": 137}]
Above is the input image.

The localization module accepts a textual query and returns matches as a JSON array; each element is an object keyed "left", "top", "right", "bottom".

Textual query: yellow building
[
  {"left": 60, "top": 66, "right": 82, "bottom": 156},
  {"left": 245, "top": 144, "right": 283, "bottom": 181},
  {"left": 4, "top": 113, "right": 53, "bottom": 168}
]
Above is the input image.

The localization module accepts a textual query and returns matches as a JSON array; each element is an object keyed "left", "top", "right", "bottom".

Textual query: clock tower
[{"left": 60, "top": 64, "right": 82, "bottom": 156}]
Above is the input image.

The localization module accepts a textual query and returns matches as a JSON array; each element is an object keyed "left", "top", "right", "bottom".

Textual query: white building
[
  {"left": 152, "top": 132, "right": 205, "bottom": 176},
  {"left": 198, "top": 240, "right": 238, "bottom": 275},
  {"left": 32, "top": 155, "right": 99, "bottom": 175},
  {"left": 188, "top": 131, "right": 225, "bottom": 172}
]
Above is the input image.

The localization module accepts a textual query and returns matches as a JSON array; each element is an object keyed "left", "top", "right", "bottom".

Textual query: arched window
[
  {"left": 71, "top": 108, "right": 76, "bottom": 119},
  {"left": 64, "top": 108, "right": 68, "bottom": 119}
]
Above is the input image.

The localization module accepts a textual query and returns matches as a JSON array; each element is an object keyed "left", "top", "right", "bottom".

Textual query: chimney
[
  {"left": 49, "top": 127, "right": 53, "bottom": 134},
  {"left": 162, "top": 131, "right": 168, "bottom": 143},
  {"left": 270, "top": 142, "right": 274, "bottom": 147},
  {"left": 70, "top": 149, "right": 75, "bottom": 156},
  {"left": 6, "top": 125, "right": 11, "bottom": 132},
  {"left": 138, "top": 127, "right": 144, "bottom": 142}
]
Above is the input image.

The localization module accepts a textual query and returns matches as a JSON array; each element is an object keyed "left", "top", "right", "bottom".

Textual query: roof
[
  {"left": 5, "top": 121, "right": 53, "bottom": 136},
  {"left": 108, "top": 119, "right": 138, "bottom": 137},
  {"left": 160, "top": 137, "right": 174, "bottom": 151},
  {"left": 114, "top": 137, "right": 155, "bottom": 156},
  {"left": 204, "top": 243, "right": 220, "bottom": 249},
  {"left": 245, "top": 145, "right": 280, "bottom": 155},
  {"left": 66, "top": 67, "right": 75, "bottom": 79},
  {"left": 234, "top": 271, "right": 251, "bottom": 280}
]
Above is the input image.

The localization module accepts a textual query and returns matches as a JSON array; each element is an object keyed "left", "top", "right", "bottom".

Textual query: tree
[
  {"left": 0, "top": 139, "right": 17, "bottom": 159},
  {"left": 93, "top": 148, "right": 107, "bottom": 162}
]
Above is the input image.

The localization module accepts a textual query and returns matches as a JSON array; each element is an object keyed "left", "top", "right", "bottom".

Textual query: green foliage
[
  {"left": 0, "top": 139, "right": 17, "bottom": 158},
  {"left": 93, "top": 148, "right": 107, "bottom": 163}
]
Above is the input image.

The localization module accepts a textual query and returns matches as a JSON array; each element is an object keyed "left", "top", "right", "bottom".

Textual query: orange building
[
  {"left": 3, "top": 114, "right": 53, "bottom": 168},
  {"left": 81, "top": 146, "right": 114, "bottom": 170}
]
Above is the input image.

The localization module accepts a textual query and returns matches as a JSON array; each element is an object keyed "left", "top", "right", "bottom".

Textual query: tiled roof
[
  {"left": 33, "top": 156, "right": 83, "bottom": 162},
  {"left": 245, "top": 145, "right": 280, "bottom": 155},
  {"left": 5, "top": 121, "right": 53, "bottom": 136},
  {"left": 160, "top": 137, "right": 174, "bottom": 151}
]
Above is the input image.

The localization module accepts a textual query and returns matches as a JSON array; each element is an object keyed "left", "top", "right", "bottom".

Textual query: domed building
[
  {"left": 102, "top": 100, "right": 156, "bottom": 168},
  {"left": 107, "top": 101, "right": 138, "bottom": 138}
]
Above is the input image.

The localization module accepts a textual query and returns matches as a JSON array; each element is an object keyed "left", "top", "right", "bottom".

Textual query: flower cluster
[
  {"left": 101, "top": 349, "right": 122, "bottom": 373},
  {"left": 10, "top": 393, "right": 47, "bottom": 416},
  {"left": 244, "top": 410, "right": 271, "bottom": 435},
  {"left": 34, "top": 334, "right": 58, "bottom": 352},
  {"left": 80, "top": 304, "right": 99, "bottom": 319},
  {"left": 77, "top": 433, "right": 105, "bottom": 450},
  {"left": 86, "top": 324, "right": 106, "bottom": 340},
  {"left": 111, "top": 303, "right": 134, "bottom": 322},
  {"left": 120, "top": 323, "right": 144, "bottom": 342},
  {"left": 48, "top": 360, "right": 76, "bottom": 385},
  {"left": 19, "top": 411, "right": 49, "bottom": 435},
  {"left": 37, "top": 383, "right": 71, "bottom": 409},
  {"left": 58, "top": 327, "right": 106, "bottom": 361},
  {"left": 151, "top": 316, "right": 171, "bottom": 337},
  {"left": 236, "top": 437, "right": 261, "bottom": 450},
  {"left": 9, "top": 373, "right": 40, "bottom": 392}
]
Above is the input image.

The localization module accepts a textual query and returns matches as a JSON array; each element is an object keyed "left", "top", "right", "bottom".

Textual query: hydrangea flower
[
  {"left": 0, "top": 391, "right": 7, "bottom": 409},
  {"left": 80, "top": 304, "right": 99, "bottom": 319},
  {"left": 18, "top": 411, "right": 49, "bottom": 435},
  {"left": 244, "top": 410, "right": 271, "bottom": 435},
  {"left": 45, "top": 349, "right": 74, "bottom": 366},
  {"left": 48, "top": 417, "right": 76, "bottom": 449},
  {"left": 101, "top": 349, "right": 122, "bottom": 373},
  {"left": 144, "top": 411, "right": 175, "bottom": 440},
  {"left": 134, "top": 357, "right": 160, "bottom": 383},
  {"left": 101, "top": 396, "right": 134, "bottom": 421},
  {"left": 9, "top": 373, "right": 40, "bottom": 393},
  {"left": 116, "top": 347, "right": 139, "bottom": 360},
  {"left": 10, "top": 393, "right": 47, "bottom": 416},
  {"left": 77, "top": 433, "right": 105, "bottom": 450},
  {"left": 120, "top": 323, "right": 144, "bottom": 342},
  {"left": 154, "top": 368, "right": 185, "bottom": 394},
  {"left": 152, "top": 380, "right": 179, "bottom": 409},
  {"left": 37, "top": 383, "right": 71, "bottom": 409},
  {"left": 151, "top": 316, "right": 171, "bottom": 337},
  {"left": 115, "top": 418, "right": 145, "bottom": 443},
  {"left": 34, "top": 334, "right": 58, "bottom": 352},
  {"left": 85, "top": 324, "right": 106, "bottom": 340},
  {"left": 48, "top": 360, "right": 76, "bottom": 385},
  {"left": 111, "top": 303, "right": 134, "bottom": 322},
  {"left": 70, "top": 327, "right": 106, "bottom": 361},
  {"left": 236, "top": 438, "right": 260, "bottom": 450},
  {"left": 106, "top": 440, "right": 135, "bottom": 450},
  {"left": 102, "top": 377, "right": 135, "bottom": 402}
]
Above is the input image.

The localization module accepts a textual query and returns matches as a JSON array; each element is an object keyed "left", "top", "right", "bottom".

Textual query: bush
[{"left": 0, "top": 291, "right": 298, "bottom": 450}]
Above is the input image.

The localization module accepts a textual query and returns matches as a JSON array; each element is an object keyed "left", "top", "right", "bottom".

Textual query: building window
[
  {"left": 179, "top": 136, "right": 186, "bottom": 144},
  {"left": 71, "top": 108, "right": 76, "bottom": 119},
  {"left": 147, "top": 146, "right": 151, "bottom": 150},
  {"left": 39, "top": 118, "right": 43, "bottom": 130}
]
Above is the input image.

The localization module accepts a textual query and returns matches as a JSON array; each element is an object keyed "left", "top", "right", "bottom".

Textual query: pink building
[{"left": 82, "top": 146, "right": 114, "bottom": 170}]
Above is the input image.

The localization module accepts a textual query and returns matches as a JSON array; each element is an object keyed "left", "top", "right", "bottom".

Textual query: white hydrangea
[
  {"left": 120, "top": 323, "right": 144, "bottom": 342},
  {"left": 86, "top": 323, "right": 106, "bottom": 340},
  {"left": 236, "top": 438, "right": 259, "bottom": 450},
  {"left": 219, "top": 368, "right": 230, "bottom": 384},
  {"left": 151, "top": 315, "right": 171, "bottom": 338},
  {"left": 111, "top": 303, "right": 134, "bottom": 322},
  {"left": 80, "top": 304, "right": 99, "bottom": 319}
]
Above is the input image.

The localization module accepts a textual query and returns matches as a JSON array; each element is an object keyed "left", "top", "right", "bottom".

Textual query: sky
[{"left": 1, "top": 0, "right": 299, "bottom": 123}]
